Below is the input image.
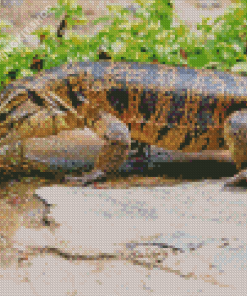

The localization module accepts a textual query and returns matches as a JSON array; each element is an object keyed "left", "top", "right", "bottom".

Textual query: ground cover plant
[{"left": 0, "top": 0, "right": 246, "bottom": 92}]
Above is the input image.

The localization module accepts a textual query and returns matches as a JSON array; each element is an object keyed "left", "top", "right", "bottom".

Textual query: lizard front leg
[
  {"left": 224, "top": 110, "right": 247, "bottom": 186},
  {"left": 65, "top": 111, "right": 131, "bottom": 185},
  {"left": 1, "top": 88, "right": 131, "bottom": 185}
]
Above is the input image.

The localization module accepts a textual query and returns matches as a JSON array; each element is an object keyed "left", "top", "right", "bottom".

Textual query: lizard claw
[
  {"left": 64, "top": 170, "right": 105, "bottom": 186},
  {"left": 64, "top": 176, "right": 90, "bottom": 186},
  {"left": 224, "top": 169, "right": 247, "bottom": 187}
]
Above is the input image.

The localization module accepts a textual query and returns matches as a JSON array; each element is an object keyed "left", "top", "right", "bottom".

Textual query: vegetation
[{"left": 0, "top": 0, "right": 246, "bottom": 91}]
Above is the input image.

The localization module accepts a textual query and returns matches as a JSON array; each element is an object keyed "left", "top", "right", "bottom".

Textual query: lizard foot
[
  {"left": 224, "top": 169, "right": 247, "bottom": 187},
  {"left": 64, "top": 170, "right": 105, "bottom": 186}
]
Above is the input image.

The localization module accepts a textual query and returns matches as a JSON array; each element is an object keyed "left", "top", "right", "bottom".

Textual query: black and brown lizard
[{"left": 1, "top": 61, "right": 247, "bottom": 186}]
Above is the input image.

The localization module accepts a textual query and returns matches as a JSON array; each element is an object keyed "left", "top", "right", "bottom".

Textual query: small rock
[
  {"left": 195, "top": 0, "right": 221, "bottom": 9},
  {"left": 1, "top": 0, "right": 24, "bottom": 7}
]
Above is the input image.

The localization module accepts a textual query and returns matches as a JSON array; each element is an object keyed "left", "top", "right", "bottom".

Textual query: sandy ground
[{"left": 0, "top": 178, "right": 246, "bottom": 295}]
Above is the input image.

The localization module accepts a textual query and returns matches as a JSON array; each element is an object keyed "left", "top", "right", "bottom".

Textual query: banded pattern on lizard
[{"left": 1, "top": 61, "right": 247, "bottom": 186}]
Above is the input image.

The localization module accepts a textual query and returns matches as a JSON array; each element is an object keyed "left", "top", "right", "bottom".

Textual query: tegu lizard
[{"left": 0, "top": 61, "right": 247, "bottom": 186}]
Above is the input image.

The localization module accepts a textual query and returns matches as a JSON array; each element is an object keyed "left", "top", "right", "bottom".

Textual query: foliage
[{"left": 0, "top": 0, "right": 246, "bottom": 91}]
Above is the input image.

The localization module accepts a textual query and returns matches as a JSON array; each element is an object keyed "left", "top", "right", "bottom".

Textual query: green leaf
[
  {"left": 187, "top": 49, "right": 209, "bottom": 68},
  {"left": 93, "top": 16, "right": 112, "bottom": 25},
  {"left": 54, "top": 6, "right": 66, "bottom": 19},
  {"left": 0, "top": 20, "right": 13, "bottom": 28},
  {"left": 74, "top": 6, "right": 83, "bottom": 16},
  {"left": 106, "top": 5, "right": 124, "bottom": 13}
]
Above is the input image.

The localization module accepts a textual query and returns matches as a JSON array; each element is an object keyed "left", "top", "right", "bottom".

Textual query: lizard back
[{"left": 1, "top": 61, "right": 247, "bottom": 152}]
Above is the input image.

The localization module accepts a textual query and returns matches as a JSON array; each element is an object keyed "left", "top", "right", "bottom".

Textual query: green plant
[
  {"left": 196, "top": 1, "right": 247, "bottom": 71},
  {"left": 88, "top": 0, "right": 247, "bottom": 70},
  {"left": 91, "top": 0, "right": 177, "bottom": 63},
  {"left": 0, "top": 0, "right": 90, "bottom": 90},
  {"left": 0, "top": 0, "right": 247, "bottom": 92}
]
